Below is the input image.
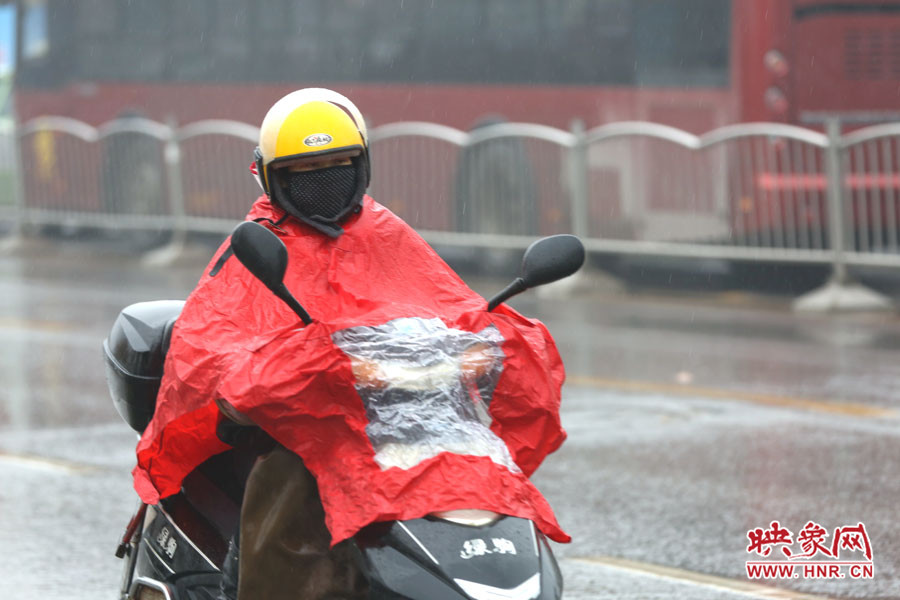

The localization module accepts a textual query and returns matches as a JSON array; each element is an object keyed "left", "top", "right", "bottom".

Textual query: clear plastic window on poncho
[{"left": 332, "top": 317, "right": 519, "bottom": 473}]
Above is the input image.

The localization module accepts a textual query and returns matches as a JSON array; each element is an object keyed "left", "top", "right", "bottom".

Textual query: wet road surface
[{"left": 1, "top": 238, "right": 899, "bottom": 599}]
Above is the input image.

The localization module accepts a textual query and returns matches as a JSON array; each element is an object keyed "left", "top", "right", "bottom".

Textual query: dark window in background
[
  {"left": 169, "top": 0, "right": 217, "bottom": 81},
  {"left": 22, "top": 0, "right": 50, "bottom": 60},
  {"left": 17, "top": 0, "right": 59, "bottom": 86},
  {"left": 16, "top": 0, "right": 730, "bottom": 88},
  {"left": 83, "top": 0, "right": 166, "bottom": 81},
  {"left": 356, "top": 0, "right": 420, "bottom": 81},
  {"left": 543, "top": 0, "right": 635, "bottom": 84},
  {"left": 633, "top": 0, "right": 731, "bottom": 87},
  {"left": 206, "top": 0, "right": 253, "bottom": 83},
  {"left": 257, "top": 0, "right": 315, "bottom": 81},
  {"left": 404, "top": 1, "right": 490, "bottom": 82}
]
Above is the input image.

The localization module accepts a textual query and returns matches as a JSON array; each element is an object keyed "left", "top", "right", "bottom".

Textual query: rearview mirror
[
  {"left": 487, "top": 235, "right": 585, "bottom": 311},
  {"left": 230, "top": 221, "right": 312, "bottom": 324},
  {"left": 231, "top": 221, "right": 289, "bottom": 292},
  {"left": 520, "top": 235, "right": 586, "bottom": 288}
]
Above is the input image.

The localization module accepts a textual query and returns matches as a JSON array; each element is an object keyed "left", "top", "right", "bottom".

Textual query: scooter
[{"left": 104, "top": 222, "right": 585, "bottom": 600}]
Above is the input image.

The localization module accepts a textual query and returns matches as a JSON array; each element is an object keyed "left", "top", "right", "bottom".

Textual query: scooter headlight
[{"left": 129, "top": 577, "right": 172, "bottom": 600}]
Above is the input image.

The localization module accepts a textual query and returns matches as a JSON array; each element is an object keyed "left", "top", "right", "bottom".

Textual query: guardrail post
[
  {"left": 142, "top": 117, "right": 188, "bottom": 266},
  {"left": 0, "top": 116, "right": 27, "bottom": 251},
  {"left": 536, "top": 118, "right": 623, "bottom": 299},
  {"left": 824, "top": 118, "right": 849, "bottom": 284},
  {"left": 793, "top": 118, "right": 891, "bottom": 311},
  {"left": 569, "top": 119, "right": 589, "bottom": 239}
]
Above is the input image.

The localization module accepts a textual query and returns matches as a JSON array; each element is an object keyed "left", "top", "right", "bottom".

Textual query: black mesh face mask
[{"left": 271, "top": 157, "right": 367, "bottom": 237}]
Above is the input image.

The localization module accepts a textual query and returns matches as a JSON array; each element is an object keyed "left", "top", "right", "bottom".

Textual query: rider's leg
[{"left": 237, "top": 446, "right": 368, "bottom": 600}]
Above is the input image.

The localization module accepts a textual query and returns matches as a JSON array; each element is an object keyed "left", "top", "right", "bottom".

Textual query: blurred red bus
[
  {"left": 14, "top": 0, "right": 735, "bottom": 130},
  {"left": 17, "top": 0, "right": 900, "bottom": 130}
]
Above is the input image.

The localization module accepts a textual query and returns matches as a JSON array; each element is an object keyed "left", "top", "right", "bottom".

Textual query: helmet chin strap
[{"left": 297, "top": 216, "right": 347, "bottom": 238}]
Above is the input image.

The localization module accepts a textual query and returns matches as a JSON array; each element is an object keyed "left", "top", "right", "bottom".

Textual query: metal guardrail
[{"left": 5, "top": 116, "right": 900, "bottom": 291}]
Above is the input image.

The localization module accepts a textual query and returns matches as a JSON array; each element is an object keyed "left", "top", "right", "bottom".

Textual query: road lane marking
[
  {"left": 566, "top": 375, "right": 898, "bottom": 419},
  {"left": 0, "top": 316, "right": 74, "bottom": 332},
  {"left": 0, "top": 451, "right": 98, "bottom": 474},
  {"left": 570, "top": 556, "right": 834, "bottom": 600}
]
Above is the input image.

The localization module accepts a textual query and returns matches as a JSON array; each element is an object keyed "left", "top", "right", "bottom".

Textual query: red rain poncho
[{"left": 133, "top": 195, "right": 570, "bottom": 544}]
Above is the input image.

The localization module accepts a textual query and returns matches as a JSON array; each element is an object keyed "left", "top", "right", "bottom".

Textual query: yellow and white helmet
[{"left": 254, "top": 88, "right": 370, "bottom": 236}]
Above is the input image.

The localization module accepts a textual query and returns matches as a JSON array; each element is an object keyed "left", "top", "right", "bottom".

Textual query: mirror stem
[
  {"left": 487, "top": 278, "right": 527, "bottom": 312},
  {"left": 276, "top": 284, "right": 313, "bottom": 325}
]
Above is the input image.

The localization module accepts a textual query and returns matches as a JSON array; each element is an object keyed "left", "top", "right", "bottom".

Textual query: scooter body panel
[
  {"left": 355, "top": 515, "right": 562, "bottom": 600},
  {"left": 123, "top": 506, "right": 562, "bottom": 600},
  {"left": 125, "top": 504, "right": 222, "bottom": 600}
]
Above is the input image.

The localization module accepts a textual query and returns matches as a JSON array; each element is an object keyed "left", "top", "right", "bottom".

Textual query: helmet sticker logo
[{"left": 304, "top": 133, "right": 333, "bottom": 147}]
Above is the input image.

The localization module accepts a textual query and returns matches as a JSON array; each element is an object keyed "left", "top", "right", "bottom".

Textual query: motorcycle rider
[
  {"left": 219, "top": 88, "right": 373, "bottom": 600},
  {"left": 133, "top": 88, "right": 569, "bottom": 600}
]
